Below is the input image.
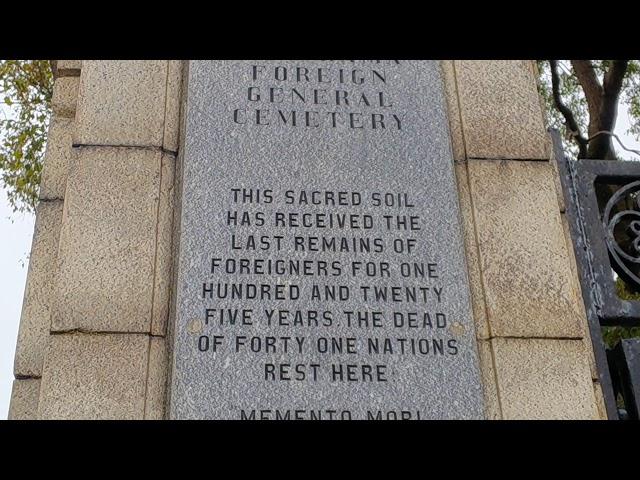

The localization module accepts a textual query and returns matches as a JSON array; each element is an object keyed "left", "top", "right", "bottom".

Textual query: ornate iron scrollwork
[
  {"left": 603, "top": 180, "right": 640, "bottom": 290},
  {"left": 553, "top": 129, "right": 640, "bottom": 419}
]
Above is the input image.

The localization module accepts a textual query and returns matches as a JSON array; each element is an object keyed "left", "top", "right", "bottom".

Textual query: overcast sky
[
  {"left": 0, "top": 188, "right": 34, "bottom": 418},
  {"left": 2, "top": 74, "right": 640, "bottom": 419}
]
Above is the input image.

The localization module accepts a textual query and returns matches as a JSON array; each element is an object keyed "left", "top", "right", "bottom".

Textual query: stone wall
[
  {"left": 9, "top": 61, "right": 181, "bottom": 419},
  {"left": 8, "top": 60, "right": 605, "bottom": 419},
  {"left": 442, "top": 60, "right": 605, "bottom": 419}
]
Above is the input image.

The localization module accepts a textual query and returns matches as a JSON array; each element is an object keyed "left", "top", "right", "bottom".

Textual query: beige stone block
[
  {"left": 52, "top": 147, "right": 162, "bottom": 333},
  {"left": 492, "top": 338, "right": 599, "bottom": 420},
  {"left": 548, "top": 142, "right": 566, "bottom": 213},
  {"left": 455, "top": 60, "right": 549, "bottom": 160},
  {"left": 145, "top": 337, "right": 168, "bottom": 420},
  {"left": 467, "top": 159, "right": 583, "bottom": 338},
  {"left": 163, "top": 60, "right": 183, "bottom": 153},
  {"left": 13, "top": 200, "right": 63, "bottom": 377},
  {"left": 440, "top": 60, "right": 465, "bottom": 161},
  {"left": 558, "top": 213, "right": 591, "bottom": 340},
  {"left": 51, "top": 77, "right": 79, "bottom": 118},
  {"left": 557, "top": 211, "right": 593, "bottom": 350},
  {"left": 560, "top": 213, "right": 584, "bottom": 308},
  {"left": 74, "top": 61, "right": 168, "bottom": 147},
  {"left": 151, "top": 153, "right": 176, "bottom": 336},
  {"left": 38, "top": 333, "right": 149, "bottom": 419},
  {"left": 39, "top": 116, "right": 73, "bottom": 200},
  {"left": 593, "top": 381, "right": 608, "bottom": 420},
  {"left": 8, "top": 379, "right": 41, "bottom": 420},
  {"left": 584, "top": 336, "right": 600, "bottom": 382},
  {"left": 477, "top": 340, "right": 502, "bottom": 419},
  {"left": 454, "top": 162, "right": 490, "bottom": 339},
  {"left": 56, "top": 60, "right": 81, "bottom": 77}
]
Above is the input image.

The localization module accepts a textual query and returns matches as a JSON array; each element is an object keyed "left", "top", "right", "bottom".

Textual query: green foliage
[
  {"left": 0, "top": 60, "right": 53, "bottom": 213},
  {"left": 602, "top": 278, "right": 640, "bottom": 347},
  {"left": 623, "top": 61, "right": 640, "bottom": 141},
  {"left": 537, "top": 61, "right": 587, "bottom": 159},
  {"left": 536, "top": 60, "right": 640, "bottom": 161},
  {"left": 537, "top": 61, "right": 640, "bottom": 346}
]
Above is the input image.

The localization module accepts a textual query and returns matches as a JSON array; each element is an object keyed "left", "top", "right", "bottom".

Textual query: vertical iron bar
[{"left": 551, "top": 130, "right": 619, "bottom": 419}]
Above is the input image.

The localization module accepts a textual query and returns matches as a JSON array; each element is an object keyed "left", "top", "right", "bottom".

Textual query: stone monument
[
  {"left": 170, "top": 61, "right": 483, "bottom": 419},
  {"left": 8, "top": 60, "right": 604, "bottom": 420}
]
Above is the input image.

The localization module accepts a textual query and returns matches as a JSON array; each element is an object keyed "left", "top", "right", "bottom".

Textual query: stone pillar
[
  {"left": 10, "top": 60, "right": 605, "bottom": 419},
  {"left": 9, "top": 61, "right": 182, "bottom": 419},
  {"left": 442, "top": 60, "right": 605, "bottom": 419},
  {"left": 8, "top": 61, "right": 79, "bottom": 419}
]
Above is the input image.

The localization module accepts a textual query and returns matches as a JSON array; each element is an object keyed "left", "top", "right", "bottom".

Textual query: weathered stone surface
[
  {"left": 151, "top": 153, "right": 175, "bottom": 337},
  {"left": 171, "top": 60, "right": 484, "bottom": 419},
  {"left": 74, "top": 61, "right": 168, "bottom": 147},
  {"left": 440, "top": 61, "right": 465, "bottom": 161},
  {"left": 560, "top": 212, "right": 586, "bottom": 314},
  {"left": 583, "top": 336, "right": 601, "bottom": 382},
  {"left": 8, "top": 379, "right": 41, "bottom": 420},
  {"left": 13, "top": 200, "right": 63, "bottom": 377},
  {"left": 491, "top": 338, "right": 599, "bottom": 420},
  {"left": 56, "top": 60, "right": 81, "bottom": 77},
  {"left": 467, "top": 159, "right": 584, "bottom": 338},
  {"left": 39, "top": 116, "right": 73, "bottom": 200},
  {"left": 477, "top": 339, "right": 502, "bottom": 420},
  {"left": 454, "top": 161, "right": 490, "bottom": 339},
  {"left": 52, "top": 147, "right": 162, "bottom": 333},
  {"left": 163, "top": 61, "right": 183, "bottom": 153},
  {"left": 51, "top": 77, "right": 79, "bottom": 118},
  {"left": 38, "top": 333, "right": 149, "bottom": 420},
  {"left": 593, "top": 381, "right": 607, "bottom": 420},
  {"left": 549, "top": 145, "right": 566, "bottom": 213},
  {"left": 455, "top": 61, "right": 549, "bottom": 160},
  {"left": 145, "top": 337, "right": 168, "bottom": 420}
]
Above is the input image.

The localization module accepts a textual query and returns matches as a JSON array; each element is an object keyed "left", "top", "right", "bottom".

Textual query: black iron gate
[{"left": 554, "top": 130, "right": 640, "bottom": 420}]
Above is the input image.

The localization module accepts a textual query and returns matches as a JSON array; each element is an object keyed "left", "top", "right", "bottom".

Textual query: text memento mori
[{"left": 170, "top": 61, "right": 485, "bottom": 419}]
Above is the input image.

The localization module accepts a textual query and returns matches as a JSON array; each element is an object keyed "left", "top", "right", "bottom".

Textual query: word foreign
[{"left": 232, "top": 63, "right": 408, "bottom": 131}]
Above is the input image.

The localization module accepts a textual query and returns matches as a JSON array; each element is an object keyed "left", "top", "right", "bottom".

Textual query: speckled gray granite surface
[{"left": 170, "top": 61, "right": 484, "bottom": 419}]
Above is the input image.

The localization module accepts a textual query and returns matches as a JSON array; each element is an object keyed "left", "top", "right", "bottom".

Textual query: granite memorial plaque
[{"left": 170, "top": 60, "right": 485, "bottom": 419}]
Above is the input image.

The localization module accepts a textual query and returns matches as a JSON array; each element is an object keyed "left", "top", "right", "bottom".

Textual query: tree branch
[
  {"left": 589, "top": 60, "right": 629, "bottom": 159},
  {"left": 549, "top": 60, "right": 588, "bottom": 158},
  {"left": 571, "top": 60, "right": 603, "bottom": 137},
  {"left": 588, "top": 130, "right": 640, "bottom": 158},
  {"left": 571, "top": 61, "right": 602, "bottom": 101},
  {"left": 604, "top": 60, "right": 628, "bottom": 96}
]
